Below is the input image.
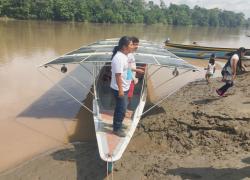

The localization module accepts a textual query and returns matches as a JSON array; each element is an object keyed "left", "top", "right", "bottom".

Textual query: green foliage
[
  {"left": 244, "top": 18, "right": 250, "bottom": 27},
  {"left": 74, "top": 0, "right": 89, "bottom": 21},
  {"left": 168, "top": 4, "right": 192, "bottom": 25},
  {"left": 192, "top": 6, "right": 209, "bottom": 26},
  {"left": 0, "top": 0, "right": 248, "bottom": 27},
  {"left": 52, "top": 0, "right": 75, "bottom": 21},
  {"left": 208, "top": 8, "right": 219, "bottom": 26},
  {"left": 30, "top": 0, "right": 53, "bottom": 20},
  {"left": 0, "top": 0, "right": 3, "bottom": 15},
  {"left": 218, "top": 11, "right": 244, "bottom": 27},
  {"left": 1, "top": 0, "right": 32, "bottom": 19}
]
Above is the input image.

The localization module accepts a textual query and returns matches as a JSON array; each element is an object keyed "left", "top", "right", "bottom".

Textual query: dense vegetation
[{"left": 0, "top": 0, "right": 249, "bottom": 27}]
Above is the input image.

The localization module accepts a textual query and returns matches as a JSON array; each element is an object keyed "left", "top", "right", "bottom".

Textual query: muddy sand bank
[{"left": 1, "top": 72, "right": 250, "bottom": 180}]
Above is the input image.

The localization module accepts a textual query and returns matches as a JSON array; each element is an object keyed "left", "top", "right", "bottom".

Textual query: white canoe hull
[{"left": 93, "top": 66, "right": 147, "bottom": 162}]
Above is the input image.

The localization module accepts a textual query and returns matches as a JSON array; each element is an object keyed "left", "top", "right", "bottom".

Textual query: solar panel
[
  {"left": 41, "top": 39, "right": 196, "bottom": 70},
  {"left": 83, "top": 54, "right": 112, "bottom": 63},
  {"left": 155, "top": 56, "right": 193, "bottom": 69},
  {"left": 90, "top": 40, "right": 162, "bottom": 49},
  {"left": 45, "top": 55, "right": 89, "bottom": 65}
]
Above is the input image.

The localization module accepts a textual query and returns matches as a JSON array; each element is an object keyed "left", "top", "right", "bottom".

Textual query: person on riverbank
[
  {"left": 110, "top": 36, "right": 133, "bottom": 137},
  {"left": 205, "top": 53, "right": 216, "bottom": 84},
  {"left": 216, "top": 47, "right": 246, "bottom": 96}
]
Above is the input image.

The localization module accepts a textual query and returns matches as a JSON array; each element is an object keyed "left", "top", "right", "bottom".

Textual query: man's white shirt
[{"left": 110, "top": 51, "right": 131, "bottom": 91}]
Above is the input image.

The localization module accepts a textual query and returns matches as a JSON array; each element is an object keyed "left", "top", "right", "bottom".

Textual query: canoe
[
  {"left": 165, "top": 42, "right": 250, "bottom": 59},
  {"left": 94, "top": 63, "right": 147, "bottom": 162},
  {"left": 39, "top": 39, "right": 197, "bottom": 171},
  {"left": 165, "top": 42, "right": 250, "bottom": 52},
  {"left": 166, "top": 48, "right": 229, "bottom": 59}
]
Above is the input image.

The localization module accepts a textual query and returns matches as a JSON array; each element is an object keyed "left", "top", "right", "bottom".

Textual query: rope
[
  {"left": 106, "top": 154, "right": 114, "bottom": 180},
  {"left": 106, "top": 159, "right": 109, "bottom": 179},
  {"left": 111, "top": 156, "right": 114, "bottom": 180}
]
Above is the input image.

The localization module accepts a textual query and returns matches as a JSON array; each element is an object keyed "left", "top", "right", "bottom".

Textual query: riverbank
[
  {"left": 115, "top": 71, "right": 250, "bottom": 179},
  {"left": 1, "top": 68, "right": 250, "bottom": 179},
  {"left": 0, "top": 16, "right": 15, "bottom": 21}
]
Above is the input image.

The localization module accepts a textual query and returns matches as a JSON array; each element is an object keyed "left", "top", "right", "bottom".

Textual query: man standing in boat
[
  {"left": 110, "top": 36, "right": 133, "bottom": 137},
  {"left": 126, "top": 37, "right": 144, "bottom": 117}
]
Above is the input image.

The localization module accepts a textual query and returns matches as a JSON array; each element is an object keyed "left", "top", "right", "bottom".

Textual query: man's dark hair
[
  {"left": 111, "top": 36, "right": 132, "bottom": 59},
  {"left": 238, "top": 47, "right": 246, "bottom": 53},
  {"left": 131, "top": 36, "right": 139, "bottom": 43}
]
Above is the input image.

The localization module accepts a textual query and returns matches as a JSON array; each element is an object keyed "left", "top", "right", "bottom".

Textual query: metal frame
[
  {"left": 141, "top": 68, "right": 194, "bottom": 116},
  {"left": 38, "top": 39, "right": 198, "bottom": 117},
  {"left": 37, "top": 65, "right": 95, "bottom": 114}
]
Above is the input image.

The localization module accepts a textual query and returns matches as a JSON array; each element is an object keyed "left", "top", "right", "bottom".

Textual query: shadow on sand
[
  {"left": 142, "top": 102, "right": 166, "bottom": 118},
  {"left": 167, "top": 166, "right": 250, "bottom": 180},
  {"left": 192, "top": 97, "right": 221, "bottom": 105},
  {"left": 51, "top": 142, "right": 106, "bottom": 180},
  {"left": 243, "top": 102, "right": 250, "bottom": 104},
  {"left": 242, "top": 157, "right": 250, "bottom": 164},
  {"left": 167, "top": 157, "right": 250, "bottom": 180}
]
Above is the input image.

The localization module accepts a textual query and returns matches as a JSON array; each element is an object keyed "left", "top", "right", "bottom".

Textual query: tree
[
  {"left": 208, "top": 8, "right": 219, "bottom": 27},
  {"left": 0, "top": 0, "right": 247, "bottom": 27},
  {"left": 74, "top": 0, "right": 89, "bottom": 22},
  {"left": 53, "top": 0, "right": 75, "bottom": 21},
  {"left": 192, "top": 6, "right": 209, "bottom": 26},
  {"left": 30, "top": 0, "right": 53, "bottom": 20},
  {"left": 244, "top": 18, "right": 250, "bottom": 27},
  {"left": 167, "top": 4, "right": 191, "bottom": 25},
  {"left": 1, "top": 0, "right": 32, "bottom": 19}
]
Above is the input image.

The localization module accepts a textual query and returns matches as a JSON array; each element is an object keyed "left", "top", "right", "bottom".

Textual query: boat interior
[
  {"left": 96, "top": 64, "right": 145, "bottom": 111},
  {"left": 95, "top": 64, "right": 145, "bottom": 133}
]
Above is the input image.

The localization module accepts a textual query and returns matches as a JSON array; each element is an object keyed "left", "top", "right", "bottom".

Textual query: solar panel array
[{"left": 42, "top": 39, "right": 196, "bottom": 69}]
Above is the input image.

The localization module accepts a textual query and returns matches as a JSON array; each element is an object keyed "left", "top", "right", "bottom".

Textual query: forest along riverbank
[{"left": 1, "top": 71, "right": 250, "bottom": 180}]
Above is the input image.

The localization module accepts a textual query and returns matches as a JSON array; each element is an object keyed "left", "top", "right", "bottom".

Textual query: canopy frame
[{"left": 38, "top": 39, "right": 198, "bottom": 116}]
